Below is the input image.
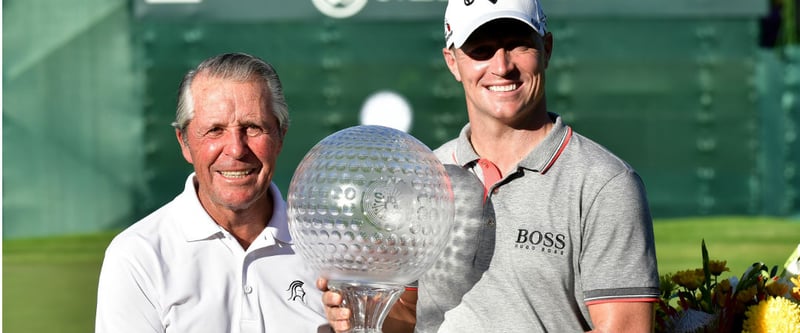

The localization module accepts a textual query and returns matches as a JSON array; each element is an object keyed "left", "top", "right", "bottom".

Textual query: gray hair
[{"left": 172, "top": 53, "right": 289, "bottom": 138}]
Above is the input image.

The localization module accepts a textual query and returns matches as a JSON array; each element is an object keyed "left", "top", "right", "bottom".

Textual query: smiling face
[
  {"left": 443, "top": 19, "right": 553, "bottom": 127},
  {"left": 177, "top": 73, "right": 284, "bottom": 215}
]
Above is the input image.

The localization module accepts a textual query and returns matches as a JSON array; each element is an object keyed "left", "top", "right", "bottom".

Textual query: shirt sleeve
[
  {"left": 95, "top": 238, "right": 164, "bottom": 333},
  {"left": 579, "top": 170, "right": 660, "bottom": 304}
]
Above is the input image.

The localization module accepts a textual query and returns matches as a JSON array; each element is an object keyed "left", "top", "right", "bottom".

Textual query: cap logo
[{"left": 464, "top": 0, "right": 500, "bottom": 6}]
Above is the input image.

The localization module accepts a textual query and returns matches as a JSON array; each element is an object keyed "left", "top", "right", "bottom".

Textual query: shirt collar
[
  {"left": 263, "top": 183, "right": 293, "bottom": 245},
  {"left": 452, "top": 113, "right": 572, "bottom": 174},
  {"left": 176, "top": 173, "right": 293, "bottom": 245},
  {"left": 176, "top": 173, "right": 225, "bottom": 242}
]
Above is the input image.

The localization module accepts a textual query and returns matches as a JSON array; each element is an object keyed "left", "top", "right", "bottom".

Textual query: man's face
[
  {"left": 443, "top": 19, "right": 552, "bottom": 124},
  {"left": 177, "top": 73, "right": 283, "bottom": 214}
]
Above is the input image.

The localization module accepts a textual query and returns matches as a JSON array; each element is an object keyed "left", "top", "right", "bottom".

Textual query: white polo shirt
[{"left": 96, "top": 174, "right": 331, "bottom": 333}]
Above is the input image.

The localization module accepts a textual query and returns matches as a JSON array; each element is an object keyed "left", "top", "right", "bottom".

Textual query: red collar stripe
[{"left": 540, "top": 126, "right": 572, "bottom": 174}]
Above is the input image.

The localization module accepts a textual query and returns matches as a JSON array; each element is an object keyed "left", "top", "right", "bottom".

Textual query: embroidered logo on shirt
[
  {"left": 287, "top": 280, "right": 307, "bottom": 303},
  {"left": 514, "top": 228, "right": 566, "bottom": 256}
]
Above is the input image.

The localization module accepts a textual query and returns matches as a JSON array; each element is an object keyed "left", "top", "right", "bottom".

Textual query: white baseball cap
[{"left": 444, "top": 0, "right": 548, "bottom": 49}]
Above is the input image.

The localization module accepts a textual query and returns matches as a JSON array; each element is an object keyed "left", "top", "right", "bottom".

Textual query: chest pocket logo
[{"left": 287, "top": 280, "right": 307, "bottom": 303}]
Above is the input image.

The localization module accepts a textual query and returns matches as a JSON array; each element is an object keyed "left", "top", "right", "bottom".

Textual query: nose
[
  {"left": 223, "top": 129, "right": 249, "bottom": 158},
  {"left": 489, "top": 48, "right": 513, "bottom": 77}
]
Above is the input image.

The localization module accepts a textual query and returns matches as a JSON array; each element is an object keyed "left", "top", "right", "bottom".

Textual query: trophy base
[{"left": 328, "top": 281, "right": 406, "bottom": 333}]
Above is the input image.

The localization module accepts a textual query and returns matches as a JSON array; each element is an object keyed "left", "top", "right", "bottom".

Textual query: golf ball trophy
[{"left": 287, "top": 125, "right": 455, "bottom": 332}]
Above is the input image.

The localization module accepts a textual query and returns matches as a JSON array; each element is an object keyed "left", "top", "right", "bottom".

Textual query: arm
[
  {"left": 383, "top": 288, "right": 417, "bottom": 332},
  {"left": 95, "top": 242, "right": 163, "bottom": 333},
  {"left": 581, "top": 171, "right": 659, "bottom": 332},
  {"left": 317, "top": 278, "right": 415, "bottom": 333},
  {"left": 587, "top": 302, "right": 654, "bottom": 333}
]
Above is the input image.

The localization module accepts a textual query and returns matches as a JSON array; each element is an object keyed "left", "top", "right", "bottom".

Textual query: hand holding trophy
[{"left": 287, "top": 125, "right": 455, "bottom": 333}]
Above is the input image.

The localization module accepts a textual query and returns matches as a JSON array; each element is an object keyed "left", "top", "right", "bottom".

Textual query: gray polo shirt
[{"left": 417, "top": 114, "right": 659, "bottom": 332}]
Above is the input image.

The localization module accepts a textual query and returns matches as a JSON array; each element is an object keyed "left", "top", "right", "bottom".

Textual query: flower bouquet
[{"left": 655, "top": 241, "right": 800, "bottom": 332}]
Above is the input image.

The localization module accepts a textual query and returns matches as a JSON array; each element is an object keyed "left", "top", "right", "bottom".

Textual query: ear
[
  {"left": 442, "top": 47, "right": 462, "bottom": 82},
  {"left": 542, "top": 32, "right": 554, "bottom": 69},
  {"left": 176, "top": 128, "right": 194, "bottom": 164},
  {"left": 277, "top": 128, "right": 287, "bottom": 152}
]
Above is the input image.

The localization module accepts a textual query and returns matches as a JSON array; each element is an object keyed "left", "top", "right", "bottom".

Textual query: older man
[{"left": 96, "top": 53, "right": 331, "bottom": 333}]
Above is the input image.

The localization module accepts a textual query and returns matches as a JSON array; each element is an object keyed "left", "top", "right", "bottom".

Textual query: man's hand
[
  {"left": 317, "top": 278, "right": 417, "bottom": 333},
  {"left": 317, "top": 278, "right": 352, "bottom": 333}
]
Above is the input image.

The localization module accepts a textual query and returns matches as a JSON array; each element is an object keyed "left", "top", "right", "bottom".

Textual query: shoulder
[
  {"left": 551, "top": 131, "right": 650, "bottom": 200},
  {"left": 103, "top": 200, "right": 181, "bottom": 262},
  {"left": 433, "top": 123, "right": 470, "bottom": 164},
  {"left": 562, "top": 132, "right": 638, "bottom": 175},
  {"left": 433, "top": 138, "right": 459, "bottom": 163}
]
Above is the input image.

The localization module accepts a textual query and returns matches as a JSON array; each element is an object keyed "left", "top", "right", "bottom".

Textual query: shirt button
[
  {"left": 487, "top": 218, "right": 496, "bottom": 226},
  {"left": 244, "top": 285, "right": 253, "bottom": 294}
]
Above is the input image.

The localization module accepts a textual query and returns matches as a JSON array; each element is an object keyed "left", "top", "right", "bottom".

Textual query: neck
[
  {"left": 468, "top": 112, "right": 554, "bottom": 176},
  {"left": 206, "top": 192, "right": 273, "bottom": 250}
]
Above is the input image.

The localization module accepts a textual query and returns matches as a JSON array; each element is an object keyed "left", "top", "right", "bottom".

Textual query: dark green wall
[{"left": 4, "top": 0, "right": 798, "bottom": 239}]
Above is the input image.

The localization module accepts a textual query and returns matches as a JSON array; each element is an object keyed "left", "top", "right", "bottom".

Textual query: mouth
[
  {"left": 218, "top": 169, "right": 255, "bottom": 178},
  {"left": 487, "top": 83, "right": 518, "bottom": 92}
]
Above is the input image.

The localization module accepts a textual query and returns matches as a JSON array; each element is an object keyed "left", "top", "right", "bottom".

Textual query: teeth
[
  {"left": 219, "top": 170, "right": 252, "bottom": 178},
  {"left": 488, "top": 84, "right": 517, "bottom": 92}
]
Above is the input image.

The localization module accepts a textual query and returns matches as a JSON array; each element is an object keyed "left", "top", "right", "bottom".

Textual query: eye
[
  {"left": 205, "top": 127, "right": 224, "bottom": 137},
  {"left": 507, "top": 39, "right": 535, "bottom": 54},
  {"left": 245, "top": 124, "right": 265, "bottom": 137},
  {"left": 464, "top": 45, "right": 496, "bottom": 61}
]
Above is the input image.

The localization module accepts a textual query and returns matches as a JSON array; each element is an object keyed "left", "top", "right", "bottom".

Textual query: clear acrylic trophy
[{"left": 287, "top": 125, "right": 455, "bottom": 332}]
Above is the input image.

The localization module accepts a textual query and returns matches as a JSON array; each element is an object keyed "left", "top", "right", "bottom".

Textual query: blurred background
[{"left": 3, "top": 0, "right": 800, "bottom": 332}]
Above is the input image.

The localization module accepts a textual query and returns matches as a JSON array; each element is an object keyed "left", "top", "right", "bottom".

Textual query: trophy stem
[{"left": 329, "top": 281, "right": 405, "bottom": 333}]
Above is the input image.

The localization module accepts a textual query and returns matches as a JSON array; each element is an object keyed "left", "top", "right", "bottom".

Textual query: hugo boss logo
[{"left": 514, "top": 229, "right": 566, "bottom": 255}]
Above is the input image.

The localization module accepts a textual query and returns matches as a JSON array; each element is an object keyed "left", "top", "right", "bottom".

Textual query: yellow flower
[
  {"left": 765, "top": 277, "right": 790, "bottom": 297},
  {"left": 742, "top": 296, "right": 800, "bottom": 333},
  {"left": 659, "top": 274, "right": 676, "bottom": 297},
  {"left": 737, "top": 285, "right": 759, "bottom": 304},
  {"left": 733, "top": 285, "right": 761, "bottom": 314},
  {"left": 718, "top": 278, "right": 732, "bottom": 292},
  {"left": 672, "top": 269, "right": 704, "bottom": 290},
  {"left": 708, "top": 259, "right": 730, "bottom": 276},
  {"left": 714, "top": 279, "right": 733, "bottom": 307}
]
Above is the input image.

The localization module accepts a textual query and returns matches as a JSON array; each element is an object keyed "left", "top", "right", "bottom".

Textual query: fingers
[
  {"left": 324, "top": 292, "right": 351, "bottom": 332},
  {"left": 318, "top": 277, "right": 351, "bottom": 333},
  {"left": 323, "top": 289, "right": 343, "bottom": 306},
  {"left": 326, "top": 305, "right": 352, "bottom": 333},
  {"left": 316, "top": 277, "right": 329, "bottom": 291}
]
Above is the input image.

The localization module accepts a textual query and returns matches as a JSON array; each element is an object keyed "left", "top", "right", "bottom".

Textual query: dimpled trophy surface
[{"left": 287, "top": 125, "right": 454, "bottom": 332}]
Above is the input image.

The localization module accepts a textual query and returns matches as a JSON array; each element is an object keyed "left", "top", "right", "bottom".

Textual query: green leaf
[
  {"left": 700, "top": 240, "right": 713, "bottom": 312},
  {"left": 736, "top": 262, "right": 768, "bottom": 294}
]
